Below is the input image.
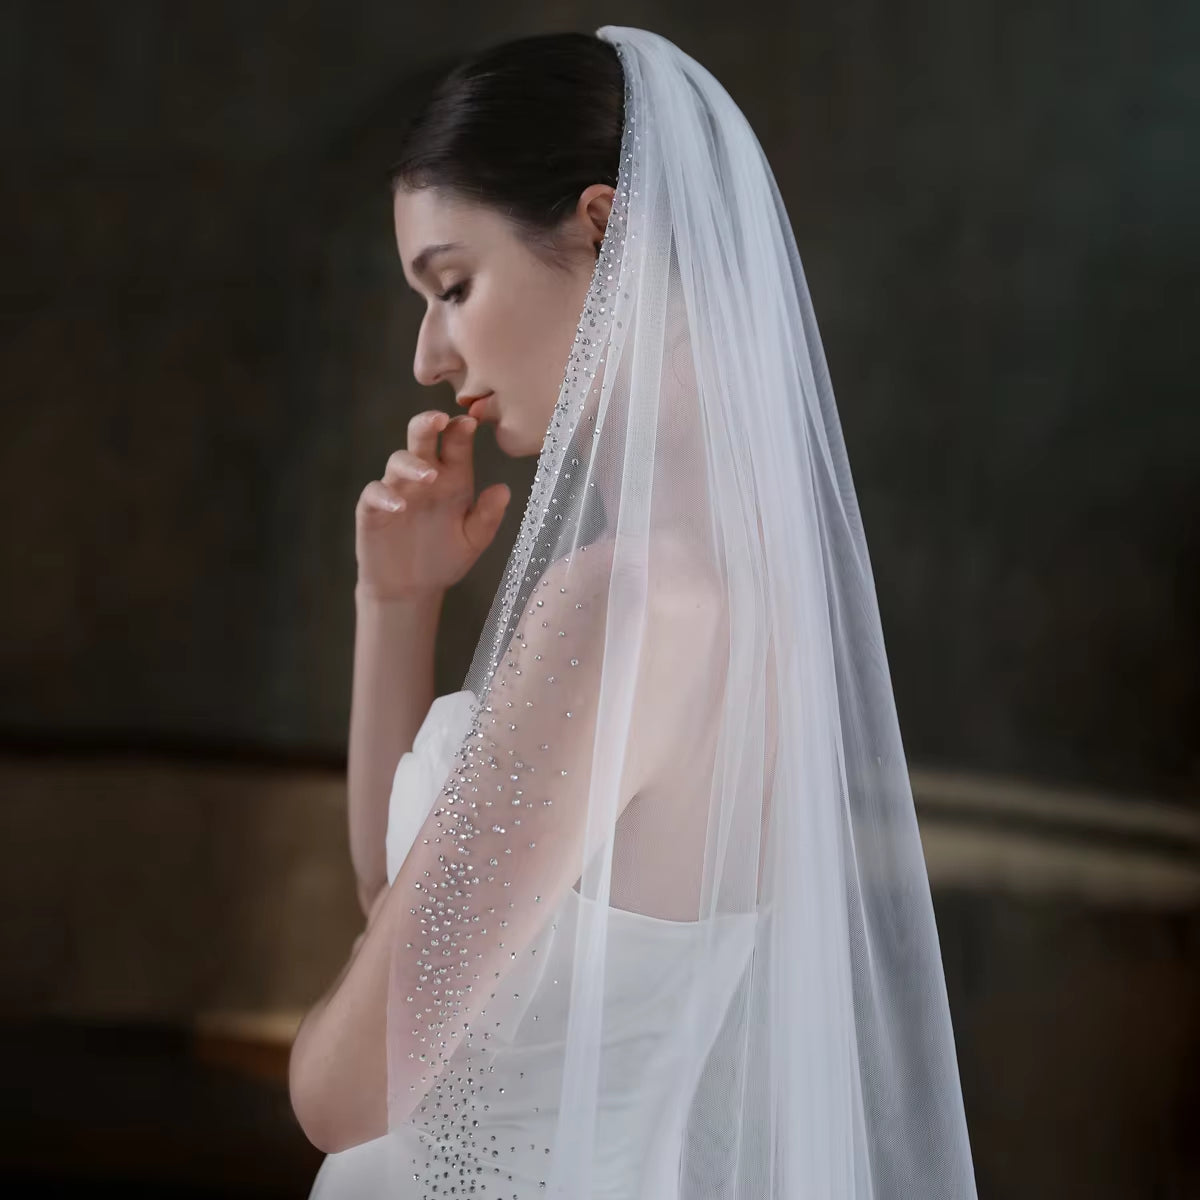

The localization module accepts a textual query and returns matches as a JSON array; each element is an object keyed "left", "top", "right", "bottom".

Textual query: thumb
[{"left": 462, "top": 482, "right": 511, "bottom": 553}]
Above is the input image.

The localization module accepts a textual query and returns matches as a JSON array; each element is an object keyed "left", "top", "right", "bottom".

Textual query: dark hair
[{"left": 388, "top": 32, "right": 624, "bottom": 267}]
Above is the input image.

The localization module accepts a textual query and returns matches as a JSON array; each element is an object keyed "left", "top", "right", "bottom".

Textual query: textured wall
[{"left": 1, "top": 0, "right": 1196, "bottom": 798}]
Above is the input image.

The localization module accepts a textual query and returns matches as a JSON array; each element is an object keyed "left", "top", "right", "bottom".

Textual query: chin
[{"left": 493, "top": 420, "right": 538, "bottom": 459}]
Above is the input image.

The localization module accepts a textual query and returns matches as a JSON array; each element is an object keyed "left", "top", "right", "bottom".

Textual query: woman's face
[{"left": 393, "top": 186, "right": 610, "bottom": 458}]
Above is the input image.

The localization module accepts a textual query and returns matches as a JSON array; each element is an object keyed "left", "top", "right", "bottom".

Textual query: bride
[{"left": 289, "top": 26, "right": 978, "bottom": 1198}]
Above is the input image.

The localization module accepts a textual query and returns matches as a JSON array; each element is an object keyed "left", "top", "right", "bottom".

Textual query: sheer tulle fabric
[{"left": 325, "top": 24, "right": 976, "bottom": 1198}]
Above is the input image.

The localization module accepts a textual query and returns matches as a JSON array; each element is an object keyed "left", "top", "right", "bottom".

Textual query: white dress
[{"left": 309, "top": 691, "right": 761, "bottom": 1198}]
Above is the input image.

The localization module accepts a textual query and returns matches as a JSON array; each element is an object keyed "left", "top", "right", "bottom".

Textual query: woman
[{"left": 290, "top": 26, "right": 978, "bottom": 1198}]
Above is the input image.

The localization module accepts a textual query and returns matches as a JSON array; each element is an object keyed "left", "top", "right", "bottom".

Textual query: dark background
[{"left": 1, "top": 1, "right": 1196, "bottom": 1196}]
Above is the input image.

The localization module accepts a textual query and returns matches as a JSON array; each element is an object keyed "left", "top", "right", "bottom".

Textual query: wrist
[{"left": 354, "top": 581, "right": 444, "bottom": 608}]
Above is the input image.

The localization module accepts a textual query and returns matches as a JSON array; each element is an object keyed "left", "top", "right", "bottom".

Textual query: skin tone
[
  {"left": 290, "top": 181, "right": 762, "bottom": 1155},
  {"left": 342, "top": 185, "right": 616, "bottom": 914},
  {"left": 289, "top": 184, "right": 620, "bottom": 1152},
  {"left": 395, "top": 184, "right": 614, "bottom": 459}
]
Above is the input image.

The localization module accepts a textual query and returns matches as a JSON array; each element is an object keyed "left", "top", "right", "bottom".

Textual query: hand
[{"left": 355, "top": 410, "right": 512, "bottom": 601}]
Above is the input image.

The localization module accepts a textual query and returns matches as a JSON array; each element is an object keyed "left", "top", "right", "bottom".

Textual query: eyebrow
[{"left": 410, "top": 241, "right": 463, "bottom": 279}]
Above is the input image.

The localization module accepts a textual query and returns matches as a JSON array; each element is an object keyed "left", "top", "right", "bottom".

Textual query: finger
[
  {"left": 439, "top": 415, "right": 478, "bottom": 468},
  {"left": 461, "top": 481, "right": 510, "bottom": 553},
  {"left": 407, "top": 409, "right": 451, "bottom": 461},
  {"left": 383, "top": 448, "right": 439, "bottom": 487},
  {"left": 358, "top": 479, "right": 406, "bottom": 515}
]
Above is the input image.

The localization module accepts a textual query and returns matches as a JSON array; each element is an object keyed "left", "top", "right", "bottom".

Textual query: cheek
[
  {"left": 470, "top": 291, "right": 534, "bottom": 374},
  {"left": 527, "top": 281, "right": 591, "bottom": 381},
  {"left": 482, "top": 284, "right": 577, "bottom": 392},
  {"left": 468, "top": 267, "right": 593, "bottom": 434}
]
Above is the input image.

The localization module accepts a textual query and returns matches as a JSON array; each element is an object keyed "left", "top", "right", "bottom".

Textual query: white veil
[{"left": 378, "top": 25, "right": 978, "bottom": 1197}]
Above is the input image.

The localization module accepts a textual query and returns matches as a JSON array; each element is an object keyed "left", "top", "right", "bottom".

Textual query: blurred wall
[{"left": 1, "top": 0, "right": 1195, "bottom": 796}]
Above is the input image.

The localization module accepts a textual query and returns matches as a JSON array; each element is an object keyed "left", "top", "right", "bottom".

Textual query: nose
[{"left": 412, "top": 310, "right": 462, "bottom": 390}]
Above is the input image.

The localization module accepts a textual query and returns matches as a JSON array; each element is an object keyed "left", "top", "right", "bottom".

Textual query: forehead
[{"left": 393, "top": 188, "right": 508, "bottom": 275}]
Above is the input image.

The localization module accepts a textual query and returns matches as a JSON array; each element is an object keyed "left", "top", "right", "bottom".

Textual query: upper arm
[
  {"left": 383, "top": 542, "right": 629, "bottom": 1100},
  {"left": 293, "top": 542, "right": 642, "bottom": 1149}
]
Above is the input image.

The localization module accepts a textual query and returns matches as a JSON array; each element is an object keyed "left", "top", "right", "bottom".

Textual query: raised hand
[{"left": 355, "top": 410, "right": 512, "bottom": 601}]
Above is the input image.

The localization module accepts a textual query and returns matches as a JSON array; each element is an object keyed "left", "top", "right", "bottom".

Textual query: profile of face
[{"left": 394, "top": 185, "right": 614, "bottom": 458}]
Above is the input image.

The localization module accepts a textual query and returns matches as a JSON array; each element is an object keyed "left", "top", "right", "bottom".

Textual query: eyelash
[{"left": 437, "top": 281, "right": 468, "bottom": 305}]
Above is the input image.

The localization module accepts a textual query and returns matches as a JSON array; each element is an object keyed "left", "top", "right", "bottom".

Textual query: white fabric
[
  {"left": 311, "top": 692, "right": 760, "bottom": 1197},
  {"left": 382, "top": 690, "right": 478, "bottom": 888},
  {"left": 311, "top": 23, "right": 977, "bottom": 1197}
]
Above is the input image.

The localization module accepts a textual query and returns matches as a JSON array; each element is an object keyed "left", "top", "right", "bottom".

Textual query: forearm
[
  {"left": 289, "top": 821, "right": 558, "bottom": 1152},
  {"left": 289, "top": 866, "right": 434, "bottom": 1151},
  {"left": 347, "top": 584, "right": 443, "bottom": 913},
  {"left": 289, "top": 911, "right": 388, "bottom": 1151}
]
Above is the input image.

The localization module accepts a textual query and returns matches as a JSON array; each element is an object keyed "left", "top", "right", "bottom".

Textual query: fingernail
[
  {"left": 384, "top": 497, "right": 404, "bottom": 511},
  {"left": 419, "top": 468, "right": 437, "bottom": 480}
]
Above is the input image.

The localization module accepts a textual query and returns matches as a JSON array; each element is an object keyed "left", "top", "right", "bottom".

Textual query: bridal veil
[{"left": 378, "top": 24, "right": 978, "bottom": 1197}]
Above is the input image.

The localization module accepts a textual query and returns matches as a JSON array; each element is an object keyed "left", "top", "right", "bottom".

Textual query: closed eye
[{"left": 437, "top": 281, "right": 469, "bottom": 305}]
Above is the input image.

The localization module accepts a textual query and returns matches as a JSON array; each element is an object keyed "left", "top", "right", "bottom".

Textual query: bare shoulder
[
  {"left": 540, "top": 538, "right": 619, "bottom": 600},
  {"left": 550, "top": 536, "right": 721, "bottom": 617},
  {"left": 538, "top": 537, "right": 725, "bottom": 800},
  {"left": 632, "top": 540, "right": 728, "bottom": 790},
  {"left": 540, "top": 535, "right": 724, "bottom": 665}
]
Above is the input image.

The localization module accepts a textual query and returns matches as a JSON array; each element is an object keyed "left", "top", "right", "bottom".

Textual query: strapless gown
[{"left": 308, "top": 691, "right": 761, "bottom": 1198}]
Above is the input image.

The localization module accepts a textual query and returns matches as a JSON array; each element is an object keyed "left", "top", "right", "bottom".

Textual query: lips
[{"left": 466, "top": 394, "right": 493, "bottom": 420}]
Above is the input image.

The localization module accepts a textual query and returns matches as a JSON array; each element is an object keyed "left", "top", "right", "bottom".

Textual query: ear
[{"left": 574, "top": 183, "right": 615, "bottom": 255}]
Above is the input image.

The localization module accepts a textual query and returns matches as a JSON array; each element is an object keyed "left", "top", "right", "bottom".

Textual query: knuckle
[{"left": 388, "top": 450, "right": 435, "bottom": 480}]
